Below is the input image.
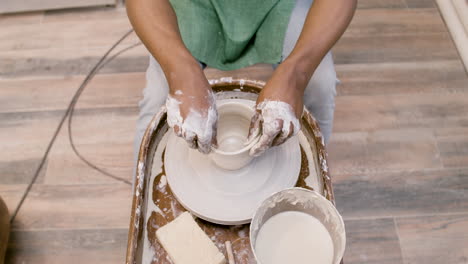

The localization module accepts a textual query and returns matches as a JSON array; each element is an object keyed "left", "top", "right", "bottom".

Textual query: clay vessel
[{"left": 210, "top": 100, "right": 259, "bottom": 170}]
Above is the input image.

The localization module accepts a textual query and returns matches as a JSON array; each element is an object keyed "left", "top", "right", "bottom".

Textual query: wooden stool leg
[{"left": 0, "top": 197, "right": 9, "bottom": 264}]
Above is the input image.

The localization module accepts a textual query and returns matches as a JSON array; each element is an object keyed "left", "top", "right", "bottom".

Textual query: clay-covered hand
[
  {"left": 165, "top": 72, "right": 217, "bottom": 154},
  {"left": 248, "top": 65, "right": 304, "bottom": 157}
]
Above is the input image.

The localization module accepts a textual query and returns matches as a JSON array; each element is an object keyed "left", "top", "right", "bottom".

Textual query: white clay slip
[
  {"left": 255, "top": 211, "right": 334, "bottom": 264},
  {"left": 250, "top": 188, "right": 346, "bottom": 264}
]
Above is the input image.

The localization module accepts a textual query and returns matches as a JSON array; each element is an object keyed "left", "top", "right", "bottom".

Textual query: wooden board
[
  {"left": 1, "top": 0, "right": 116, "bottom": 14},
  {"left": 2, "top": 3, "right": 468, "bottom": 264}
]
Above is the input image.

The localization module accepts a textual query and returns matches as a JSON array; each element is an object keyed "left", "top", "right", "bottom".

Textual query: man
[{"left": 127, "top": 0, "right": 356, "bottom": 165}]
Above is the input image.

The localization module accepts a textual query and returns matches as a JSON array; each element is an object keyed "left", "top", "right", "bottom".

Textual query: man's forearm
[
  {"left": 285, "top": 0, "right": 357, "bottom": 89},
  {"left": 126, "top": 0, "right": 199, "bottom": 82}
]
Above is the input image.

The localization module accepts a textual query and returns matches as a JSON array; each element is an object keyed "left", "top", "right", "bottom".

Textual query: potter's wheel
[{"left": 164, "top": 100, "right": 301, "bottom": 225}]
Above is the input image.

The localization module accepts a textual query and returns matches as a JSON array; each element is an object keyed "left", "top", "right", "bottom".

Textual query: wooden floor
[{"left": 1, "top": 0, "right": 468, "bottom": 263}]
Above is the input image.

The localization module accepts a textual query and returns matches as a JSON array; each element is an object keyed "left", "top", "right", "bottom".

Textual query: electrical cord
[
  {"left": 67, "top": 41, "right": 142, "bottom": 185},
  {"left": 10, "top": 29, "right": 142, "bottom": 223}
]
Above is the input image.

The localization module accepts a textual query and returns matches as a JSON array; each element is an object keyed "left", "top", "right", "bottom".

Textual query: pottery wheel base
[{"left": 164, "top": 100, "right": 302, "bottom": 225}]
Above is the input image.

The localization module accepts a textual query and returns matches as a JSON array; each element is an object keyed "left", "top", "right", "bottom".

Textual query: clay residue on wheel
[
  {"left": 146, "top": 150, "right": 186, "bottom": 264},
  {"left": 146, "top": 144, "right": 312, "bottom": 264},
  {"left": 146, "top": 211, "right": 169, "bottom": 263},
  {"left": 295, "top": 146, "right": 312, "bottom": 191}
]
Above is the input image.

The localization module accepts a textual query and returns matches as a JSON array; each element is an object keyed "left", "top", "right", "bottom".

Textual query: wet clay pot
[{"left": 210, "top": 100, "right": 259, "bottom": 170}]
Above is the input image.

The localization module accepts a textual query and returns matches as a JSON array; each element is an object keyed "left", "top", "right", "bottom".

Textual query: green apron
[{"left": 169, "top": 0, "right": 295, "bottom": 71}]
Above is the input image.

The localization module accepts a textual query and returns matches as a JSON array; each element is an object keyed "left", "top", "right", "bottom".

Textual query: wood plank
[
  {"left": 333, "top": 92, "right": 468, "bottom": 132},
  {"left": 44, "top": 107, "right": 137, "bottom": 185},
  {"left": 335, "top": 60, "right": 468, "bottom": 96},
  {"left": 435, "top": 126, "right": 468, "bottom": 138},
  {"left": 436, "top": 128, "right": 468, "bottom": 168},
  {"left": 42, "top": 6, "right": 127, "bottom": 23},
  {"left": 396, "top": 214, "right": 468, "bottom": 264},
  {"left": 0, "top": 45, "right": 148, "bottom": 79},
  {"left": 333, "top": 167, "right": 468, "bottom": 219},
  {"left": 0, "top": 73, "right": 141, "bottom": 184},
  {"left": 45, "top": 142, "right": 134, "bottom": 185},
  {"left": 73, "top": 72, "right": 144, "bottom": 109},
  {"left": 333, "top": 7, "right": 458, "bottom": 64},
  {"left": 404, "top": 0, "right": 436, "bottom": 8},
  {"left": 0, "top": 72, "right": 145, "bottom": 113},
  {"left": 11, "top": 184, "right": 132, "bottom": 230},
  {"left": 348, "top": 8, "right": 446, "bottom": 36},
  {"left": 327, "top": 129, "right": 442, "bottom": 176},
  {"left": 0, "top": 110, "right": 66, "bottom": 186},
  {"left": 0, "top": 0, "right": 115, "bottom": 15},
  {"left": 0, "top": 110, "right": 64, "bottom": 159},
  {"left": 333, "top": 33, "right": 459, "bottom": 64},
  {"left": 53, "top": 107, "right": 137, "bottom": 146},
  {"left": 0, "top": 77, "right": 78, "bottom": 113},
  {"left": 0, "top": 185, "right": 27, "bottom": 217},
  {"left": 357, "top": 0, "right": 407, "bottom": 9},
  {"left": 344, "top": 218, "right": 403, "bottom": 264},
  {"left": 0, "top": 18, "right": 138, "bottom": 52},
  {"left": 6, "top": 228, "right": 127, "bottom": 264},
  {"left": 0, "top": 159, "right": 44, "bottom": 185},
  {"left": 0, "top": 11, "right": 43, "bottom": 26}
]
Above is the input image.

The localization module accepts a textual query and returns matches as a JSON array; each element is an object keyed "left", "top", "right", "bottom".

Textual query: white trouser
[{"left": 133, "top": 0, "right": 337, "bottom": 168}]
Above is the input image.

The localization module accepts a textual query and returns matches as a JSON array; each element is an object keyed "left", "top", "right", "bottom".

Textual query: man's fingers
[
  {"left": 247, "top": 112, "right": 261, "bottom": 143},
  {"left": 197, "top": 135, "right": 212, "bottom": 154},
  {"left": 272, "top": 131, "right": 289, "bottom": 147},
  {"left": 198, "top": 111, "right": 218, "bottom": 154},
  {"left": 183, "top": 130, "right": 197, "bottom": 149},
  {"left": 211, "top": 122, "right": 218, "bottom": 149},
  {"left": 272, "top": 120, "right": 294, "bottom": 146},
  {"left": 173, "top": 125, "right": 182, "bottom": 137},
  {"left": 249, "top": 133, "right": 276, "bottom": 157},
  {"left": 249, "top": 120, "right": 281, "bottom": 157},
  {"left": 197, "top": 142, "right": 211, "bottom": 154}
]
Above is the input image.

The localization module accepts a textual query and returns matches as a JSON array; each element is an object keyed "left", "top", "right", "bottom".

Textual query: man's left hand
[{"left": 248, "top": 62, "right": 305, "bottom": 157}]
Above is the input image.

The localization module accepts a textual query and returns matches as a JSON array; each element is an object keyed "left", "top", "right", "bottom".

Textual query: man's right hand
[
  {"left": 165, "top": 63, "right": 218, "bottom": 154},
  {"left": 127, "top": 0, "right": 218, "bottom": 153}
]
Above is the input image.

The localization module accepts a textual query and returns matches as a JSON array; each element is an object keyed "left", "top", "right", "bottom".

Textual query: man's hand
[
  {"left": 248, "top": 0, "right": 357, "bottom": 157},
  {"left": 248, "top": 62, "right": 304, "bottom": 157},
  {"left": 165, "top": 64, "right": 217, "bottom": 154},
  {"left": 127, "top": 0, "right": 218, "bottom": 153}
]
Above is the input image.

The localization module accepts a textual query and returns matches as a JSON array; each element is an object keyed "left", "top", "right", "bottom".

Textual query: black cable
[
  {"left": 10, "top": 29, "right": 140, "bottom": 223},
  {"left": 67, "top": 42, "right": 142, "bottom": 185}
]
